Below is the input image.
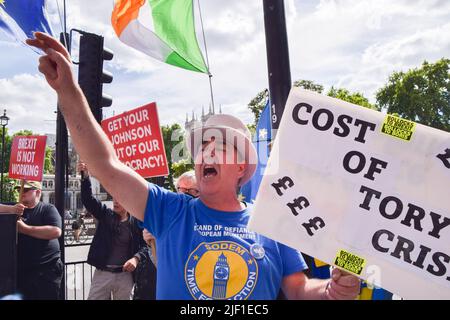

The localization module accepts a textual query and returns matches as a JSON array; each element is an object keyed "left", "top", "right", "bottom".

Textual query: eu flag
[
  {"left": 240, "top": 99, "right": 271, "bottom": 202},
  {"left": 0, "top": 0, "right": 53, "bottom": 45}
]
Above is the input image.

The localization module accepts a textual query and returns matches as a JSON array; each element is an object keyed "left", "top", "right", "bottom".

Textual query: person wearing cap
[
  {"left": 27, "top": 32, "right": 361, "bottom": 300},
  {"left": 13, "top": 180, "right": 63, "bottom": 300}
]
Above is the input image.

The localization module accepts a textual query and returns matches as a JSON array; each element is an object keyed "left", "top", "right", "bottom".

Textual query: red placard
[
  {"left": 101, "top": 102, "right": 169, "bottom": 178},
  {"left": 8, "top": 135, "right": 47, "bottom": 181}
]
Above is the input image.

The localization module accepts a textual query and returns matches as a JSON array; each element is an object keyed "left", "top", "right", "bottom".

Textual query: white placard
[{"left": 248, "top": 88, "right": 450, "bottom": 300}]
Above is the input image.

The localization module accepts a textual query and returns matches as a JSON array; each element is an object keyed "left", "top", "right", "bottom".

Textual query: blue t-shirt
[{"left": 142, "top": 184, "right": 307, "bottom": 300}]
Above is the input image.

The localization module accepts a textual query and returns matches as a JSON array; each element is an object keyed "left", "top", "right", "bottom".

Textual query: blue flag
[
  {"left": 241, "top": 99, "right": 271, "bottom": 202},
  {"left": 0, "top": 0, "right": 53, "bottom": 45}
]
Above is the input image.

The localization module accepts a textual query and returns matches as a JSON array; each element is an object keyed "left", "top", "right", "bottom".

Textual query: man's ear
[{"left": 237, "top": 163, "right": 246, "bottom": 179}]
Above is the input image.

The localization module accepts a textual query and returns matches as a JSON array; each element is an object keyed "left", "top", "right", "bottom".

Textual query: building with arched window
[{"left": 36, "top": 134, "right": 109, "bottom": 214}]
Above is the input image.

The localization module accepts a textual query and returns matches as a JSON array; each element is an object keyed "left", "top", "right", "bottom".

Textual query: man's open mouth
[{"left": 203, "top": 165, "right": 218, "bottom": 178}]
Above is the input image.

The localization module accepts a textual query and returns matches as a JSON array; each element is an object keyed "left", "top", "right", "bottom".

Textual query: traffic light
[{"left": 78, "top": 32, "right": 113, "bottom": 123}]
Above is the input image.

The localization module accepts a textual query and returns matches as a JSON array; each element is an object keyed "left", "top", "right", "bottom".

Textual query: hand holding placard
[{"left": 249, "top": 88, "right": 450, "bottom": 299}]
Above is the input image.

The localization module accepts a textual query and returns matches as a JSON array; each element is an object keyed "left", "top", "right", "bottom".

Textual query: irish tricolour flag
[{"left": 112, "top": 0, "right": 208, "bottom": 73}]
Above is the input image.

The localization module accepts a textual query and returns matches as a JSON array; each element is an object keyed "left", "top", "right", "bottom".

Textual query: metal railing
[
  {"left": 64, "top": 218, "right": 96, "bottom": 247},
  {"left": 63, "top": 218, "right": 95, "bottom": 300},
  {"left": 65, "top": 260, "right": 94, "bottom": 300}
]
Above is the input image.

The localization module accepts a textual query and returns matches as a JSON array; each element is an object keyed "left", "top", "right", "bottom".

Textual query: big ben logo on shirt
[{"left": 185, "top": 241, "right": 258, "bottom": 300}]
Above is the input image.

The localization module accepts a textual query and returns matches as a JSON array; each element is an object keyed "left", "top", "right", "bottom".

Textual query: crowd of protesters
[
  {"left": 0, "top": 169, "right": 200, "bottom": 300},
  {"left": 0, "top": 32, "right": 365, "bottom": 300}
]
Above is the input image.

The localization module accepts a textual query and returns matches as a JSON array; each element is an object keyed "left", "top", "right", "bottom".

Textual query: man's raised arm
[{"left": 26, "top": 32, "right": 148, "bottom": 221}]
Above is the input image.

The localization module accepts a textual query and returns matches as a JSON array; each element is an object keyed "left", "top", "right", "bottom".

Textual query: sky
[{"left": 0, "top": 0, "right": 449, "bottom": 135}]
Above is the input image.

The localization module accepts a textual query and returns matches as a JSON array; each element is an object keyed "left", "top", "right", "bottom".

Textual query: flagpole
[
  {"left": 55, "top": 0, "right": 68, "bottom": 49},
  {"left": 63, "top": 0, "right": 67, "bottom": 34},
  {"left": 55, "top": 0, "right": 70, "bottom": 301},
  {"left": 197, "top": 0, "right": 215, "bottom": 113}
]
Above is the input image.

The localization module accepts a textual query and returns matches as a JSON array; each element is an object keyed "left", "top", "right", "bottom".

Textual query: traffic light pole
[
  {"left": 263, "top": 0, "right": 292, "bottom": 139},
  {"left": 55, "top": 29, "right": 114, "bottom": 300},
  {"left": 76, "top": 30, "right": 113, "bottom": 124},
  {"left": 55, "top": 32, "right": 70, "bottom": 301}
]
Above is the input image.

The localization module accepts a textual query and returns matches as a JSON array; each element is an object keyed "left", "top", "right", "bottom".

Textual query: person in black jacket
[{"left": 78, "top": 162, "right": 149, "bottom": 300}]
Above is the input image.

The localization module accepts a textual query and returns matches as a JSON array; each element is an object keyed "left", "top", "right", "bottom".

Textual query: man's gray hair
[{"left": 175, "top": 170, "right": 197, "bottom": 188}]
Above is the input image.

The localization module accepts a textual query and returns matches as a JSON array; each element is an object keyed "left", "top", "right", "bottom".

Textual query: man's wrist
[
  {"left": 322, "top": 280, "right": 332, "bottom": 300},
  {"left": 57, "top": 83, "right": 83, "bottom": 108}
]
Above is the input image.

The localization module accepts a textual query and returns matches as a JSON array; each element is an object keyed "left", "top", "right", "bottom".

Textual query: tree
[
  {"left": 247, "top": 79, "right": 373, "bottom": 126},
  {"left": 45, "top": 146, "right": 55, "bottom": 174},
  {"left": 0, "top": 174, "right": 18, "bottom": 203},
  {"left": 0, "top": 127, "right": 13, "bottom": 176},
  {"left": 247, "top": 80, "right": 325, "bottom": 126},
  {"left": 293, "top": 80, "right": 324, "bottom": 93},
  {"left": 246, "top": 124, "right": 256, "bottom": 137},
  {"left": 161, "top": 123, "right": 188, "bottom": 190},
  {"left": 248, "top": 89, "right": 269, "bottom": 125},
  {"left": 0, "top": 130, "right": 17, "bottom": 202},
  {"left": 376, "top": 58, "right": 450, "bottom": 132},
  {"left": 327, "top": 87, "right": 379, "bottom": 111},
  {"left": 171, "top": 158, "right": 194, "bottom": 180}
]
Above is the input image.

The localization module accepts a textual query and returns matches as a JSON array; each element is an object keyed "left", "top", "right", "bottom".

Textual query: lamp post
[{"left": 0, "top": 109, "right": 10, "bottom": 202}]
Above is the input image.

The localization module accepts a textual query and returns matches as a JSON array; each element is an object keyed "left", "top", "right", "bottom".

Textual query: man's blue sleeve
[
  {"left": 141, "top": 183, "right": 189, "bottom": 239},
  {"left": 280, "top": 243, "right": 308, "bottom": 276}
]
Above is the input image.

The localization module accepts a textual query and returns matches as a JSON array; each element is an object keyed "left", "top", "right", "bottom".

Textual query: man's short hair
[{"left": 175, "top": 170, "right": 196, "bottom": 188}]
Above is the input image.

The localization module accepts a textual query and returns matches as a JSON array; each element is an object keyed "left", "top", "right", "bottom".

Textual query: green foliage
[
  {"left": 248, "top": 60, "right": 450, "bottom": 135},
  {"left": 327, "top": 87, "right": 379, "bottom": 111},
  {"left": 0, "top": 127, "right": 13, "bottom": 176},
  {"left": 247, "top": 124, "right": 256, "bottom": 137},
  {"left": 293, "top": 79, "right": 324, "bottom": 93},
  {"left": 44, "top": 146, "right": 54, "bottom": 174},
  {"left": 161, "top": 123, "right": 184, "bottom": 189},
  {"left": 247, "top": 79, "right": 373, "bottom": 125},
  {"left": 13, "top": 130, "right": 33, "bottom": 136},
  {"left": 376, "top": 58, "right": 450, "bottom": 132},
  {"left": 171, "top": 158, "right": 194, "bottom": 180},
  {"left": 247, "top": 89, "right": 269, "bottom": 125},
  {"left": 0, "top": 174, "right": 18, "bottom": 203}
]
